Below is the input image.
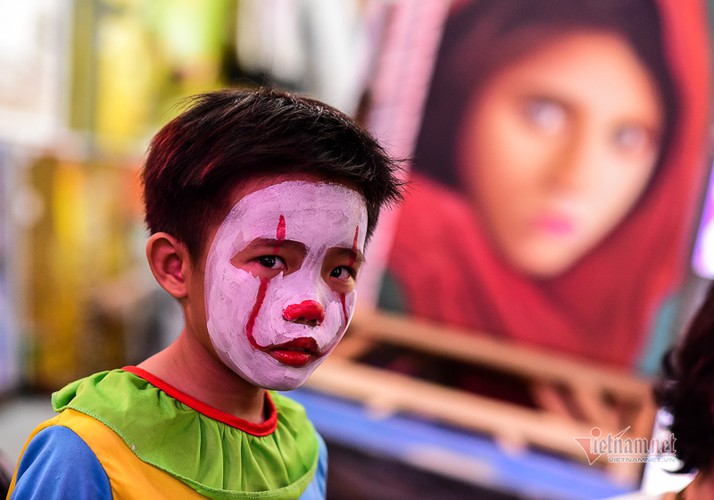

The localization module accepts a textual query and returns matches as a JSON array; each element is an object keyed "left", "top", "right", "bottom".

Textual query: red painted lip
[{"left": 266, "top": 337, "right": 322, "bottom": 367}]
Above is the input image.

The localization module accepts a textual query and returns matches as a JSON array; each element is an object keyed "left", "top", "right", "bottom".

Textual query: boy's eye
[
  {"left": 330, "top": 266, "right": 354, "bottom": 281},
  {"left": 257, "top": 255, "right": 286, "bottom": 270}
]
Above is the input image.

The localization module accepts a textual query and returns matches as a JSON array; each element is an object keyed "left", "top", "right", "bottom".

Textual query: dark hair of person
[
  {"left": 142, "top": 87, "right": 403, "bottom": 260},
  {"left": 414, "top": 0, "right": 677, "bottom": 188},
  {"left": 656, "top": 282, "right": 714, "bottom": 474}
]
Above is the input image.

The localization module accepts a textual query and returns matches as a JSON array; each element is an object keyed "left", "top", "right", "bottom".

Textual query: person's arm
[{"left": 10, "top": 426, "right": 112, "bottom": 500}]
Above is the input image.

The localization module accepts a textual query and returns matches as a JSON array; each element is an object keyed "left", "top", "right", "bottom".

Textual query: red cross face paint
[{"left": 204, "top": 180, "right": 368, "bottom": 390}]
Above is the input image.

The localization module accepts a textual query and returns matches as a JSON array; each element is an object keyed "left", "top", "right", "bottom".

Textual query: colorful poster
[
  {"left": 0, "top": 145, "right": 17, "bottom": 394},
  {"left": 0, "top": 0, "right": 68, "bottom": 146},
  {"left": 692, "top": 164, "right": 714, "bottom": 279},
  {"left": 367, "top": 0, "right": 712, "bottom": 375},
  {"left": 24, "top": 158, "right": 147, "bottom": 389}
]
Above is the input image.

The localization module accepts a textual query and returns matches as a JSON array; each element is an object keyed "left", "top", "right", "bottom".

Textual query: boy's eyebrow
[
  {"left": 238, "top": 239, "right": 365, "bottom": 264},
  {"left": 329, "top": 247, "right": 366, "bottom": 266},
  {"left": 242, "top": 238, "right": 307, "bottom": 253}
]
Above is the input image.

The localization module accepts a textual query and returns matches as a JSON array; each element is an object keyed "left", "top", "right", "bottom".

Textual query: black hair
[
  {"left": 142, "top": 87, "right": 403, "bottom": 260},
  {"left": 656, "top": 281, "right": 714, "bottom": 474}
]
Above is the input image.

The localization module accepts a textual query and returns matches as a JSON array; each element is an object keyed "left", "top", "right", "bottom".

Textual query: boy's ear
[{"left": 146, "top": 232, "right": 190, "bottom": 299}]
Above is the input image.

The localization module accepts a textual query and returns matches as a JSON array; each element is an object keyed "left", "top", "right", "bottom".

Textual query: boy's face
[{"left": 203, "top": 178, "right": 368, "bottom": 390}]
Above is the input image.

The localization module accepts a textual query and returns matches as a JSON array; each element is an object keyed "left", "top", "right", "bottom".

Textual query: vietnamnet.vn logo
[{"left": 574, "top": 426, "right": 678, "bottom": 465}]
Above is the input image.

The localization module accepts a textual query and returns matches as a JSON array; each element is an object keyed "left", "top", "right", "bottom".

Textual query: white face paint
[{"left": 205, "top": 180, "right": 368, "bottom": 390}]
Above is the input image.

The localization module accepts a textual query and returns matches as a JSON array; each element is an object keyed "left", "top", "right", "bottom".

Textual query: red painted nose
[{"left": 283, "top": 300, "right": 326, "bottom": 326}]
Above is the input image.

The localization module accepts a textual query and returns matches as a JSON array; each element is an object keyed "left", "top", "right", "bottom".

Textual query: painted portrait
[{"left": 371, "top": 0, "right": 712, "bottom": 374}]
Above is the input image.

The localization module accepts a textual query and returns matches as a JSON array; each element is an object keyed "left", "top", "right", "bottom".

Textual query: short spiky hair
[{"left": 142, "top": 88, "right": 402, "bottom": 260}]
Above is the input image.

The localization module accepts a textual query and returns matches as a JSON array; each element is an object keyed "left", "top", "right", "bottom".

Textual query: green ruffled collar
[{"left": 52, "top": 368, "right": 319, "bottom": 499}]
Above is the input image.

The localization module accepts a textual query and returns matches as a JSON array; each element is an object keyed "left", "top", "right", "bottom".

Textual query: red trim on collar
[{"left": 122, "top": 366, "right": 278, "bottom": 436}]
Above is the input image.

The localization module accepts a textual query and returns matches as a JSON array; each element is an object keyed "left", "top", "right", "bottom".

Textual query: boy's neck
[{"left": 138, "top": 329, "right": 267, "bottom": 424}]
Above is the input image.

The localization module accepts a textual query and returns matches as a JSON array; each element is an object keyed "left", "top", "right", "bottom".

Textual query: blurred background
[{"left": 1, "top": 0, "right": 714, "bottom": 498}]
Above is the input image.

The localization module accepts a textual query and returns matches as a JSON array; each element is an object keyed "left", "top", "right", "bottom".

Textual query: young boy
[{"left": 8, "top": 88, "right": 402, "bottom": 499}]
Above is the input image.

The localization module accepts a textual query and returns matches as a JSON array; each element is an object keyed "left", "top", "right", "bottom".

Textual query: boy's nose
[{"left": 283, "top": 300, "right": 326, "bottom": 327}]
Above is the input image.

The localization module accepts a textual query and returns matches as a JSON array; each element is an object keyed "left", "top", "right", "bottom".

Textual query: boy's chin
[
  {"left": 257, "top": 379, "right": 308, "bottom": 392},
  {"left": 250, "top": 373, "right": 312, "bottom": 392},
  {"left": 232, "top": 361, "right": 319, "bottom": 392}
]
